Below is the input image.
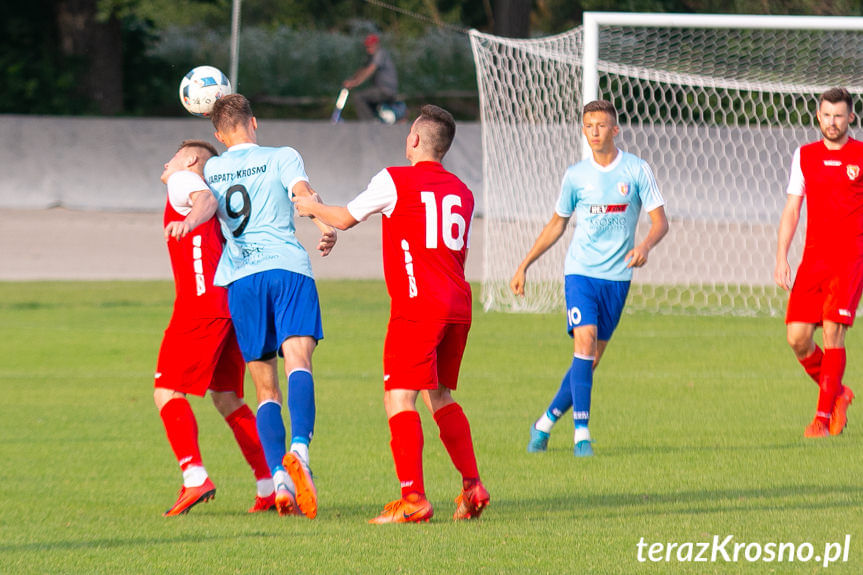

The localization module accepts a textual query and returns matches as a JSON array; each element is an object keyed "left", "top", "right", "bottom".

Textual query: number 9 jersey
[
  {"left": 347, "top": 161, "right": 474, "bottom": 323},
  {"left": 203, "top": 143, "right": 313, "bottom": 287}
]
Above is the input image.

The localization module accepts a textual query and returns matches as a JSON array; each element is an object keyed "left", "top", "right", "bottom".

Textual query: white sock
[
  {"left": 273, "top": 469, "right": 294, "bottom": 493},
  {"left": 182, "top": 465, "right": 208, "bottom": 488},
  {"left": 574, "top": 425, "right": 591, "bottom": 444},
  {"left": 535, "top": 412, "right": 556, "bottom": 433},
  {"left": 290, "top": 442, "right": 310, "bottom": 466},
  {"left": 257, "top": 477, "right": 275, "bottom": 497}
]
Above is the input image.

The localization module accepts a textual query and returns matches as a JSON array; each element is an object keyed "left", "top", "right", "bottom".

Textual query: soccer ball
[{"left": 179, "top": 66, "right": 232, "bottom": 117}]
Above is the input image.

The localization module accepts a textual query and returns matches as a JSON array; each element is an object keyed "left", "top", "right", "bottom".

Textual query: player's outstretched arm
[
  {"left": 164, "top": 189, "right": 218, "bottom": 241},
  {"left": 510, "top": 213, "right": 569, "bottom": 296},
  {"left": 292, "top": 181, "right": 339, "bottom": 256},
  {"left": 292, "top": 194, "right": 359, "bottom": 232},
  {"left": 774, "top": 194, "right": 803, "bottom": 291},
  {"left": 626, "top": 205, "right": 669, "bottom": 268}
]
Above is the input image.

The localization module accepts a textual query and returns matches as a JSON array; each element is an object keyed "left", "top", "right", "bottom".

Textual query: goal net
[{"left": 469, "top": 14, "right": 863, "bottom": 315}]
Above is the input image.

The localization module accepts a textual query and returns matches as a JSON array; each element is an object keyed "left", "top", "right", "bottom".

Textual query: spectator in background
[{"left": 343, "top": 34, "right": 399, "bottom": 121}]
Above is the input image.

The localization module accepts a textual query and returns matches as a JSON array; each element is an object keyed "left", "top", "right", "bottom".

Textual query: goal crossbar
[{"left": 470, "top": 14, "right": 863, "bottom": 315}]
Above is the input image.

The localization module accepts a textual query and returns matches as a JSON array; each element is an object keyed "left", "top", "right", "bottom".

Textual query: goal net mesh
[{"left": 469, "top": 23, "right": 863, "bottom": 315}]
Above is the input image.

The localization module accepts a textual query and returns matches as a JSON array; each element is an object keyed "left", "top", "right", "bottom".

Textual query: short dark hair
[
  {"left": 179, "top": 139, "right": 218, "bottom": 159},
  {"left": 583, "top": 99, "right": 618, "bottom": 124},
  {"left": 820, "top": 87, "right": 853, "bottom": 111},
  {"left": 416, "top": 104, "right": 456, "bottom": 157},
  {"left": 211, "top": 94, "right": 254, "bottom": 133}
]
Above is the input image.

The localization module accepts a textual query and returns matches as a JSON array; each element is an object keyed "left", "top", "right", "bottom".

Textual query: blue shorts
[
  {"left": 564, "top": 274, "right": 630, "bottom": 341},
  {"left": 227, "top": 269, "right": 324, "bottom": 362}
]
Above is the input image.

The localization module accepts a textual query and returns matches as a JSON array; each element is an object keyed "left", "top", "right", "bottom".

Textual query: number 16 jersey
[
  {"left": 347, "top": 161, "right": 474, "bottom": 323},
  {"left": 204, "top": 143, "right": 313, "bottom": 287}
]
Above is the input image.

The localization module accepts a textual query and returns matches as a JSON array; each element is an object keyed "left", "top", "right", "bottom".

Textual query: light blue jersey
[
  {"left": 204, "top": 143, "right": 313, "bottom": 286},
  {"left": 556, "top": 149, "right": 664, "bottom": 281}
]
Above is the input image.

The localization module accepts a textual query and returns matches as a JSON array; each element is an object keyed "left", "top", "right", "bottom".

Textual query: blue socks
[
  {"left": 570, "top": 354, "right": 594, "bottom": 428},
  {"left": 256, "top": 400, "right": 287, "bottom": 472},
  {"left": 288, "top": 369, "right": 316, "bottom": 445},
  {"left": 548, "top": 366, "right": 573, "bottom": 418},
  {"left": 256, "top": 369, "right": 316, "bottom": 474}
]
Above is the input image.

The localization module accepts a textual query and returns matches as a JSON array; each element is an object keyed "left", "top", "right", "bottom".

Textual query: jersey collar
[
  {"left": 589, "top": 148, "right": 623, "bottom": 172},
  {"left": 228, "top": 142, "right": 259, "bottom": 152}
]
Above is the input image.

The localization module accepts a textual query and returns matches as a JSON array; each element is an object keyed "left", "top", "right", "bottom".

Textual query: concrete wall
[{"left": 0, "top": 115, "right": 484, "bottom": 212}]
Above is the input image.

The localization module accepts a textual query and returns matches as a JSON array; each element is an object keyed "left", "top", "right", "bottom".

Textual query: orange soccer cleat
[
  {"left": 368, "top": 493, "right": 434, "bottom": 524},
  {"left": 163, "top": 478, "right": 216, "bottom": 516},
  {"left": 283, "top": 452, "right": 317, "bottom": 519},
  {"left": 274, "top": 486, "right": 301, "bottom": 516},
  {"left": 829, "top": 386, "right": 855, "bottom": 436},
  {"left": 248, "top": 493, "right": 276, "bottom": 513},
  {"left": 453, "top": 481, "right": 491, "bottom": 521},
  {"left": 804, "top": 418, "right": 830, "bottom": 438}
]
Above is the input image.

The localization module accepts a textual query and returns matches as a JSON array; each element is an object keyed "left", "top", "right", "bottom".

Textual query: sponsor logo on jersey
[
  {"left": 401, "top": 239, "right": 418, "bottom": 298},
  {"left": 824, "top": 160, "right": 842, "bottom": 166},
  {"left": 617, "top": 182, "right": 630, "bottom": 197},
  {"left": 848, "top": 165, "right": 860, "bottom": 180},
  {"left": 192, "top": 235, "right": 207, "bottom": 296},
  {"left": 589, "top": 204, "right": 628, "bottom": 215},
  {"left": 208, "top": 164, "right": 268, "bottom": 184}
]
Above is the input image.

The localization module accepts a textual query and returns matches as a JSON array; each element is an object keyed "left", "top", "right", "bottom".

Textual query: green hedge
[{"left": 152, "top": 26, "right": 479, "bottom": 119}]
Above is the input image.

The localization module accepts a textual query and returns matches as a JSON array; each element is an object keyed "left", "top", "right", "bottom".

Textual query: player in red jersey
[
  {"left": 293, "top": 105, "right": 490, "bottom": 523},
  {"left": 156, "top": 140, "right": 274, "bottom": 515},
  {"left": 775, "top": 87, "right": 859, "bottom": 438}
]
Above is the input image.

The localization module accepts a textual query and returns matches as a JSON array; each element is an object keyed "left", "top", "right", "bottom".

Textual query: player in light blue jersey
[
  {"left": 510, "top": 100, "right": 668, "bottom": 457},
  {"left": 199, "top": 94, "right": 337, "bottom": 518}
]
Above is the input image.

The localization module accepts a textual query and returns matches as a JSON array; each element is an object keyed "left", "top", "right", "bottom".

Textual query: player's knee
[
  {"left": 786, "top": 333, "right": 812, "bottom": 357},
  {"left": 154, "top": 387, "right": 179, "bottom": 411},
  {"left": 211, "top": 391, "right": 242, "bottom": 416},
  {"left": 821, "top": 324, "right": 847, "bottom": 348}
]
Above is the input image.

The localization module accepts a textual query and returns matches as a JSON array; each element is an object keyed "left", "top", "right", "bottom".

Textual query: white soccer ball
[{"left": 179, "top": 66, "right": 232, "bottom": 117}]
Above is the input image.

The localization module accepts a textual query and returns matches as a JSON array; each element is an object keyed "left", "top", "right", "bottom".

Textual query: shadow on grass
[
  {"left": 0, "top": 530, "right": 289, "bottom": 554},
  {"left": 506, "top": 483, "right": 863, "bottom": 519}
]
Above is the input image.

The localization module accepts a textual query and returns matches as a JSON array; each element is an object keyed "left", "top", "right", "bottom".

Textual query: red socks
[
  {"left": 160, "top": 397, "right": 202, "bottom": 471},
  {"left": 798, "top": 345, "right": 823, "bottom": 385},
  {"left": 387, "top": 404, "right": 482, "bottom": 499},
  {"left": 816, "top": 348, "right": 846, "bottom": 423},
  {"left": 225, "top": 404, "right": 271, "bottom": 481},
  {"left": 388, "top": 410, "right": 425, "bottom": 498},
  {"left": 433, "top": 402, "right": 480, "bottom": 489}
]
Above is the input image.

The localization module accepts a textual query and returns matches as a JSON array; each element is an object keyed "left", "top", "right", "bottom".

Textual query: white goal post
[{"left": 470, "top": 13, "right": 863, "bottom": 315}]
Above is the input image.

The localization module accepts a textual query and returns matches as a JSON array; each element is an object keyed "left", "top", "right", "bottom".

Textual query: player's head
[
  {"left": 407, "top": 104, "right": 456, "bottom": 162},
  {"left": 161, "top": 139, "right": 219, "bottom": 183},
  {"left": 211, "top": 94, "right": 257, "bottom": 146},
  {"left": 817, "top": 87, "right": 854, "bottom": 145},
  {"left": 582, "top": 99, "right": 619, "bottom": 154}
]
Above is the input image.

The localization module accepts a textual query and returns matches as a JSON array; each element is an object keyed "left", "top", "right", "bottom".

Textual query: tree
[
  {"left": 56, "top": 0, "right": 125, "bottom": 114},
  {"left": 493, "top": 0, "right": 531, "bottom": 37}
]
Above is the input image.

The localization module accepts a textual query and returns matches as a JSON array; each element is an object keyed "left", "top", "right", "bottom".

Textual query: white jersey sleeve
[
  {"left": 638, "top": 160, "right": 665, "bottom": 212},
  {"left": 167, "top": 170, "right": 209, "bottom": 216},
  {"left": 346, "top": 168, "right": 398, "bottom": 221},
  {"left": 785, "top": 146, "right": 805, "bottom": 197}
]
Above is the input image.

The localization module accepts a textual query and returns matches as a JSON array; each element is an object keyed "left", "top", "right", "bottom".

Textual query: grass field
[{"left": 1, "top": 280, "right": 861, "bottom": 574}]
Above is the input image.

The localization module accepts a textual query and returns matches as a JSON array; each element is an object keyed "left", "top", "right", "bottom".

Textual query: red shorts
[
  {"left": 382, "top": 317, "right": 471, "bottom": 391},
  {"left": 154, "top": 317, "right": 245, "bottom": 397},
  {"left": 786, "top": 257, "right": 863, "bottom": 326}
]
